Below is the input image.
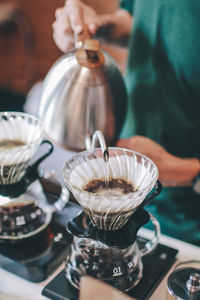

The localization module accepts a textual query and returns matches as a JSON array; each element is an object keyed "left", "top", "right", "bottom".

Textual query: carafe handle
[
  {"left": 43, "top": 170, "right": 70, "bottom": 213},
  {"left": 139, "top": 213, "right": 161, "bottom": 257}
]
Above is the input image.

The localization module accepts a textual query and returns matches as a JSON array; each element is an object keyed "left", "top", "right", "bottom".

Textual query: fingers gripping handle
[{"left": 74, "top": 23, "right": 91, "bottom": 48}]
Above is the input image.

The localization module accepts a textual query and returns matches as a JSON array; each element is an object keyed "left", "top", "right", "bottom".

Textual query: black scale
[
  {"left": 42, "top": 243, "right": 178, "bottom": 300},
  {"left": 0, "top": 198, "right": 81, "bottom": 282}
]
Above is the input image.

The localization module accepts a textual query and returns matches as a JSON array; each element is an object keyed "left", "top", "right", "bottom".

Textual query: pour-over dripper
[
  {"left": 63, "top": 147, "right": 159, "bottom": 230},
  {"left": 0, "top": 111, "right": 44, "bottom": 184}
]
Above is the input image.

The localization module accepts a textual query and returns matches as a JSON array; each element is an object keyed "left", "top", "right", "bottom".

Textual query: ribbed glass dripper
[
  {"left": 63, "top": 147, "right": 159, "bottom": 231},
  {"left": 0, "top": 112, "right": 44, "bottom": 184}
]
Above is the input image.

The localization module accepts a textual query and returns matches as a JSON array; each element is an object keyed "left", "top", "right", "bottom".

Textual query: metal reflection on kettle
[{"left": 38, "top": 25, "right": 127, "bottom": 151}]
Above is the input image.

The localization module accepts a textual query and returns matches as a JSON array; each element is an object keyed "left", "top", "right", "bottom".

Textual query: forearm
[
  {"left": 159, "top": 154, "right": 200, "bottom": 187},
  {"left": 109, "top": 9, "right": 133, "bottom": 40},
  {"left": 116, "top": 136, "right": 200, "bottom": 188}
]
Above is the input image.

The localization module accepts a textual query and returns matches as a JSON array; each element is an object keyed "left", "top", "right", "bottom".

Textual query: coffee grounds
[
  {"left": 83, "top": 178, "right": 136, "bottom": 194},
  {"left": 0, "top": 139, "right": 26, "bottom": 149}
]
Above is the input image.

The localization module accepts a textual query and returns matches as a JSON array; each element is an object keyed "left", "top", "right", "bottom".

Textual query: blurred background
[{"left": 0, "top": 0, "right": 64, "bottom": 111}]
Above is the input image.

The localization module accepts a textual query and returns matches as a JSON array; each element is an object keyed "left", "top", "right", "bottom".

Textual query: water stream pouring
[{"left": 62, "top": 131, "right": 162, "bottom": 291}]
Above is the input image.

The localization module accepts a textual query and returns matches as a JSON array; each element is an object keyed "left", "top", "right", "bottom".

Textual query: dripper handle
[
  {"left": 26, "top": 140, "right": 54, "bottom": 177},
  {"left": 139, "top": 213, "right": 161, "bottom": 257},
  {"left": 140, "top": 180, "right": 162, "bottom": 208}
]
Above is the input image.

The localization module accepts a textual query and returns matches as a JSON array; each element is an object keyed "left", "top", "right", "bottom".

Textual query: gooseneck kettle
[{"left": 39, "top": 25, "right": 127, "bottom": 151}]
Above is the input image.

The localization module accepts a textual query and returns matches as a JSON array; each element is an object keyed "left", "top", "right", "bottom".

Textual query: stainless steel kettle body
[{"left": 39, "top": 35, "right": 127, "bottom": 151}]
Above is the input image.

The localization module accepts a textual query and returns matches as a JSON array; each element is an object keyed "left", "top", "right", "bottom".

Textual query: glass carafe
[{"left": 65, "top": 209, "right": 160, "bottom": 291}]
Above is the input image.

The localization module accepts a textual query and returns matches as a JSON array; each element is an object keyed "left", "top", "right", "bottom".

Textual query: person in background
[{"left": 53, "top": 0, "right": 200, "bottom": 246}]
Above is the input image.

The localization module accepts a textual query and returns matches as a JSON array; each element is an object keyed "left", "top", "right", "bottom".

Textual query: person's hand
[
  {"left": 52, "top": 0, "right": 133, "bottom": 52},
  {"left": 116, "top": 136, "right": 199, "bottom": 187},
  {"left": 53, "top": 0, "right": 98, "bottom": 52},
  {"left": 117, "top": 135, "right": 170, "bottom": 177}
]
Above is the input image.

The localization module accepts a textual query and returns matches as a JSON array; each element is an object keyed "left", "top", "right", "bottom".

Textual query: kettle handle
[
  {"left": 75, "top": 24, "right": 105, "bottom": 67},
  {"left": 139, "top": 213, "right": 161, "bottom": 257},
  {"left": 75, "top": 23, "right": 92, "bottom": 48}
]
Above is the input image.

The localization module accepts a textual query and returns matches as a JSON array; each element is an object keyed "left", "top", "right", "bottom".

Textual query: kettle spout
[{"left": 85, "top": 131, "right": 109, "bottom": 163}]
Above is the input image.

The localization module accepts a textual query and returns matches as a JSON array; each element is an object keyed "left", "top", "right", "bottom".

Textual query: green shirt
[{"left": 120, "top": 0, "right": 200, "bottom": 246}]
